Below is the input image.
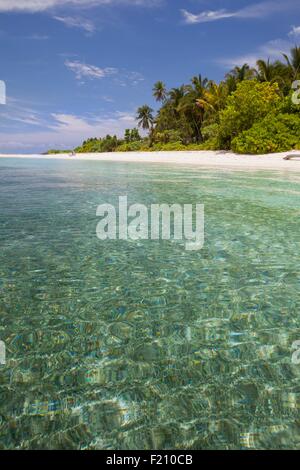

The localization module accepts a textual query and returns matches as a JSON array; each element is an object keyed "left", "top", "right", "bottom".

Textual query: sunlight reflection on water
[{"left": 0, "top": 158, "right": 300, "bottom": 449}]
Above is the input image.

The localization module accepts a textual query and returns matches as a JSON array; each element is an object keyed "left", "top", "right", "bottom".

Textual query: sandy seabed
[{"left": 1, "top": 150, "right": 300, "bottom": 171}]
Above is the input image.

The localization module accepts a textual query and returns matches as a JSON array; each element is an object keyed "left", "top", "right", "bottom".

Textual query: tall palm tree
[
  {"left": 153, "top": 81, "right": 167, "bottom": 103},
  {"left": 255, "top": 59, "right": 288, "bottom": 93},
  {"left": 283, "top": 46, "right": 300, "bottom": 80},
  {"left": 191, "top": 75, "right": 210, "bottom": 94},
  {"left": 231, "top": 64, "right": 255, "bottom": 81},
  {"left": 136, "top": 105, "right": 154, "bottom": 131},
  {"left": 176, "top": 77, "right": 210, "bottom": 143},
  {"left": 225, "top": 63, "right": 255, "bottom": 92},
  {"left": 225, "top": 74, "right": 238, "bottom": 94},
  {"left": 169, "top": 86, "right": 186, "bottom": 107},
  {"left": 256, "top": 59, "right": 285, "bottom": 80},
  {"left": 196, "top": 82, "right": 228, "bottom": 121},
  {"left": 256, "top": 59, "right": 275, "bottom": 82}
]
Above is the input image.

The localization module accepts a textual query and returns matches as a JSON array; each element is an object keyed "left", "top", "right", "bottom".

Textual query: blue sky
[{"left": 0, "top": 0, "right": 300, "bottom": 153}]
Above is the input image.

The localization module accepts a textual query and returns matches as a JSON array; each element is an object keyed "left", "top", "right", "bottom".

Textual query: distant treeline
[{"left": 48, "top": 46, "right": 300, "bottom": 155}]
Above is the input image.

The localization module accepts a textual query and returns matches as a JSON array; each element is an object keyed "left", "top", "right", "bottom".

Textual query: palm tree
[
  {"left": 169, "top": 86, "right": 186, "bottom": 107},
  {"left": 283, "top": 46, "right": 300, "bottom": 80},
  {"left": 136, "top": 105, "right": 154, "bottom": 131},
  {"left": 196, "top": 82, "right": 228, "bottom": 121},
  {"left": 166, "top": 86, "right": 187, "bottom": 125},
  {"left": 153, "top": 81, "right": 167, "bottom": 103},
  {"left": 191, "top": 75, "right": 210, "bottom": 94},
  {"left": 256, "top": 59, "right": 285, "bottom": 82},
  {"left": 256, "top": 59, "right": 274, "bottom": 82},
  {"left": 255, "top": 59, "right": 288, "bottom": 94},
  {"left": 232, "top": 64, "right": 255, "bottom": 81},
  {"left": 225, "top": 63, "right": 255, "bottom": 92},
  {"left": 225, "top": 74, "right": 238, "bottom": 94},
  {"left": 176, "top": 77, "right": 210, "bottom": 143}
]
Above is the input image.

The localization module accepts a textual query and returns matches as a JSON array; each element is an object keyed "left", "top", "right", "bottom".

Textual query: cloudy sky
[{"left": 0, "top": 0, "right": 300, "bottom": 153}]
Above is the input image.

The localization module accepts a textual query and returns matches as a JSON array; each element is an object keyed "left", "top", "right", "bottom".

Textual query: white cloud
[
  {"left": 65, "top": 60, "right": 118, "bottom": 80},
  {"left": 101, "top": 95, "right": 115, "bottom": 103},
  {"left": 182, "top": 1, "right": 297, "bottom": 25},
  {"left": 54, "top": 16, "right": 96, "bottom": 33},
  {"left": 0, "top": 110, "right": 138, "bottom": 152},
  {"left": 114, "top": 70, "right": 144, "bottom": 87},
  {"left": 115, "top": 111, "right": 135, "bottom": 122},
  {"left": 51, "top": 112, "right": 136, "bottom": 133},
  {"left": 0, "top": 97, "right": 48, "bottom": 128},
  {"left": 181, "top": 9, "right": 236, "bottom": 24},
  {"left": 289, "top": 26, "right": 300, "bottom": 37},
  {"left": 64, "top": 59, "right": 144, "bottom": 86},
  {"left": 0, "top": 0, "right": 159, "bottom": 13},
  {"left": 218, "top": 39, "right": 292, "bottom": 68},
  {"left": 28, "top": 34, "right": 49, "bottom": 40}
]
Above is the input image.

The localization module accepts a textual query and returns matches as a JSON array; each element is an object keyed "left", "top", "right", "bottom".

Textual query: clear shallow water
[{"left": 0, "top": 157, "right": 300, "bottom": 450}]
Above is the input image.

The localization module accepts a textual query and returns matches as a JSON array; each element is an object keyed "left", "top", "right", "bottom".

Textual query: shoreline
[{"left": 1, "top": 150, "right": 300, "bottom": 171}]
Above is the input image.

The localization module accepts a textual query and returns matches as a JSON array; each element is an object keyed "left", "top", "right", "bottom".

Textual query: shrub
[
  {"left": 149, "top": 142, "right": 216, "bottom": 152},
  {"left": 45, "top": 149, "right": 72, "bottom": 155},
  {"left": 116, "top": 141, "right": 149, "bottom": 152},
  {"left": 151, "top": 142, "right": 187, "bottom": 151},
  {"left": 232, "top": 113, "right": 300, "bottom": 154},
  {"left": 75, "top": 135, "right": 119, "bottom": 153},
  {"left": 124, "top": 128, "right": 141, "bottom": 143},
  {"left": 202, "top": 123, "right": 219, "bottom": 141},
  {"left": 218, "top": 80, "right": 281, "bottom": 149},
  {"left": 153, "top": 129, "right": 183, "bottom": 144},
  {"left": 100, "top": 135, "right": 119, "bottom": 152},
  {"left": 200, "top": 123, "right": 219, "bottom": 150}
]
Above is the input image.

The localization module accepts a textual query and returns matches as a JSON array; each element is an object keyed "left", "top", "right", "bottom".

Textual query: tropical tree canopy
[
  {"left": 136, "top": 105, "right": 154, "bottom": 130},
  {"left": 70, "top": 45, "right": 300, "bottom": 155},
  {"left": 153, "top": 81, "right": 167, "bottom": 103}
]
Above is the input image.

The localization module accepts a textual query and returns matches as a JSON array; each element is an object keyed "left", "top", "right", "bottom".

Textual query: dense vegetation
[
  {"left": 67, "top": 46, "right": 300, "bottom": 155},
  {"left": 45, "top": 149, "right": 72, "bottom": 155}
]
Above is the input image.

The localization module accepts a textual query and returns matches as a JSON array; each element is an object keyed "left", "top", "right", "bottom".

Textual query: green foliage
[
  {"left": 148, "top": 49, "right": 300, "bottom": 154},
  {"left": 136, "top": 105, "right": 154, "bottom": 131},
  {"left": 49, "top": 45, "right": 300, "bottom": 156},
  {"left": 124, "top": 128, "right": 141, "bottom": 143},
  {"left": 116, "top": 140, "right": 149, "bottom": 152},
  {"left": 45, "top": 149, "right": 72, "bottom": 155},
  {"left": 151, "top": 142, "right": 187, "bottom": 151},
  {"left": 153, "top": 129, "right": 183, "bottom": 144},
  {"left": 201, "top": 123, "right": 219, "bottom": 141},
  {"left": 217, "top": 80, "right": 281, "bottom": 149},
  {"left": 153, "top": 81, "right": 167, "bottom": 103},
  {"left": 154, "top": 102, "right": 194, "bottom": 144},
  {"left": 75, "top": 135, "right": 119, "bottom": 153},
  {"left": 150, "top": 142, "right": 215, "bottom": 151},
  {"left": 283, "top": 46, "right": 300, "bottom": 81},
  {"left": 278, "top": 91, "right": 300, "bottom": 114},
  {"left": 232, "top": 113, "right": 300, "bottom": 154}
]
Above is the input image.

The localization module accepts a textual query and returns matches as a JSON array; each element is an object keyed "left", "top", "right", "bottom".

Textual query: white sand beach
[{"left": 1, "top": 150, "right": 300, "bottom": 171}]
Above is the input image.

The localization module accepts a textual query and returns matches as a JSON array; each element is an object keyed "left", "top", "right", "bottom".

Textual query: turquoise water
[{"left": 0, "top": 157, "right": 300, "bottom": 450}]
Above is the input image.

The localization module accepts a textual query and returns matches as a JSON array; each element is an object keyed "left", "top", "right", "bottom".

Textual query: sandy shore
[{"left": 1, "top": 150, "right": 300, "bottom": 171}]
